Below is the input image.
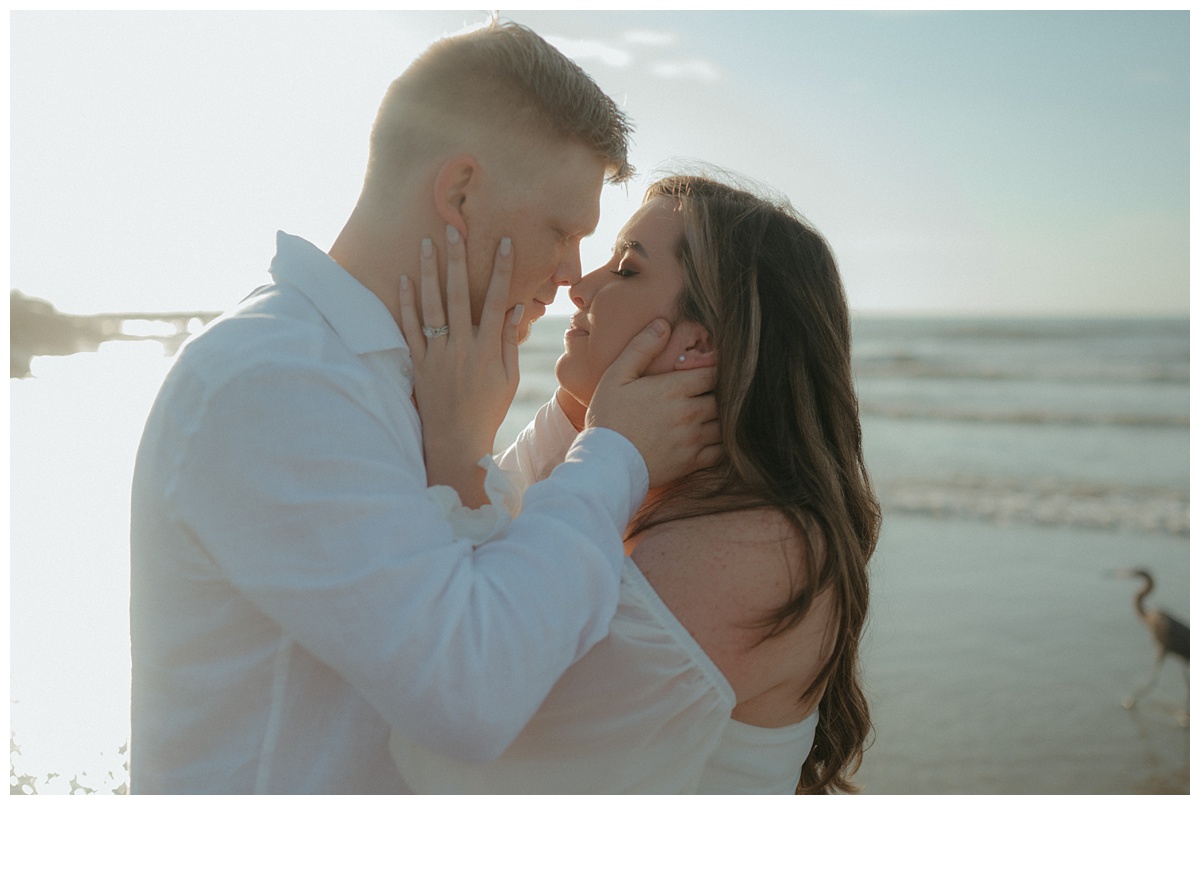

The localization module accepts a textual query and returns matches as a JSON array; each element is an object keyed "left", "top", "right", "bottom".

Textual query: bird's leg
[
  {"left": 1122, "top": 652, "right": 1165, "bottom": 709},
  {"left": 1177, "top": 664, "right": 1190, "bottom": 727}
]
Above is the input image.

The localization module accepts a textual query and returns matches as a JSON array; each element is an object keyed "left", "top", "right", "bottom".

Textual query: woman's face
[{"left": 555, "top": 196, "right": 691, "bottom": 407}]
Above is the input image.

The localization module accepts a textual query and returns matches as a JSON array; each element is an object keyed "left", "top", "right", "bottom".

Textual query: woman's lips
[{"left": 565, "top": 315, "right": 589, "bottom": 339}]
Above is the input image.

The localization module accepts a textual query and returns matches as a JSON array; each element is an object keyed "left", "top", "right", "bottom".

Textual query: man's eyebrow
[{"left": 614, "top": 238, "right": 648, "bottom": 258}]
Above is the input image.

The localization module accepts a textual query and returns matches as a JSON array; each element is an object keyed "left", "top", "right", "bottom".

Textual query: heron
[{"left": 1111, "top": 568, "right": 1189, "bottom": 722}]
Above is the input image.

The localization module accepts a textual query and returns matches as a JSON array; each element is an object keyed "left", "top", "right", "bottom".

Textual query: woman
[{"left": 394, "top": 174, "right": 879, "bottom": 793}]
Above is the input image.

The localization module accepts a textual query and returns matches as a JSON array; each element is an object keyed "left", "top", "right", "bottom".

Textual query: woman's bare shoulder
[
  {"left": 630, "top": 507, "right": 804, "bottom": 605},
  {"left": 629, "top": 507, "right": 832, "bottom": 716}
]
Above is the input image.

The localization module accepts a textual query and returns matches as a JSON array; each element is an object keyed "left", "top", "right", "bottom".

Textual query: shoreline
[{"left": 856, "top": 511, "right": 1189, "bottom": 794}]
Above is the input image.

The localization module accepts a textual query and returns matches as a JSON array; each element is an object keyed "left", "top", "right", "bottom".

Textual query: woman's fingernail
[
  {"left": 446, "top": 224, "right": 461, "bottom": 245},
  {"left": 499, "top": 237, "right": 512, "bottom": 257},
  {"left": 649, "top": 319, "right": 669, "bottom": 336},
  {"left": 509, "top": 303, "right": 525, "bottom": 326},
  {"left": 400, "top": 274, "right": 410, "bottom": 290},
  {"left": 421, "top": 238, "right": 432, "bottom": 258}
]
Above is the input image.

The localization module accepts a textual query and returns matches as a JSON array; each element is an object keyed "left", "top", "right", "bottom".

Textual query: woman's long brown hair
[{"left": 627, "top": 175, "right": 881, "bottom": 793}]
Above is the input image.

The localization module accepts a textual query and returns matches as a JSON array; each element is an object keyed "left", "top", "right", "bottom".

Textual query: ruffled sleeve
[{"left": 424, "top": 455, "right": 529, "bottom": 546}]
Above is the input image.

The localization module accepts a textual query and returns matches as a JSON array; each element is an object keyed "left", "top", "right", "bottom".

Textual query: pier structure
[{"left": 10, "top": 290, "right": 222, "bottom": 377}]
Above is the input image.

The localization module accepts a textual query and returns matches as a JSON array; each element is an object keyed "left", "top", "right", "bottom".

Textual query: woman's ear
[
  {"left": 672, "top": 321, "right": 717, "bottom": 370},
  {"left": 432, "top": 154, "right": 480, "bottom": 239}
]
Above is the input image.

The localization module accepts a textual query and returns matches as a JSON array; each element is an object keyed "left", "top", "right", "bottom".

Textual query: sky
[{"left": 8, "top": 9, "right": 1191, "bottom": 318}]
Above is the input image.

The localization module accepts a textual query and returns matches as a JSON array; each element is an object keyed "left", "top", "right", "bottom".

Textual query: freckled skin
[{"left": 629, "top": 508, "right": 835, "bottom": 727}]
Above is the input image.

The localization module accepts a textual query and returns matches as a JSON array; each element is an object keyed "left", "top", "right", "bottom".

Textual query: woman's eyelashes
[{"left": 609, "top": 251, "right": 639, "bottom": 278}]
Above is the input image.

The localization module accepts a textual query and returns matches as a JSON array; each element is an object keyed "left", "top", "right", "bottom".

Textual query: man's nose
[{"left": 554, "top": 244, "right": 583, "bottom": 289}]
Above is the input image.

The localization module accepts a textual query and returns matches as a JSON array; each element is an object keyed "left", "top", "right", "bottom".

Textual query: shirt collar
[{"left": 268, "top": 231, "right": 411, "bottom": 360}]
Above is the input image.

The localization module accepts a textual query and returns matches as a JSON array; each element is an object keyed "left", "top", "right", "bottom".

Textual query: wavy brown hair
[{"left": 627, "top": 174, "right": 880, "bottom": 794}]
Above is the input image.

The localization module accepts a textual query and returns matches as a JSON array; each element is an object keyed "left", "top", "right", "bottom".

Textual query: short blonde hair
[{"left": 366, "top": 19, "right": 633, "bottom": 193}]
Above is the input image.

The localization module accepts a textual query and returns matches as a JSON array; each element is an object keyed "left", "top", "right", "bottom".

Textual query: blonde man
[{"left": 131, "top": 20, "right": 718, "bottom": 794}]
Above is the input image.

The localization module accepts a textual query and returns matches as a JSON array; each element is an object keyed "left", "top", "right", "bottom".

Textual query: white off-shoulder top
[{"left": 392, "top": 400, "right": 818, "bottom": 793}]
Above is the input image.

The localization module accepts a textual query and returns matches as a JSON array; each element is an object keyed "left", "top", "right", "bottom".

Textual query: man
[{"left": 130, "top": 20, "right": 718, "bottom": 793}]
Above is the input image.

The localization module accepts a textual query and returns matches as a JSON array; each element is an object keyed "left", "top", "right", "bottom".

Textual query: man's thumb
[{"left": 607, "top": 319, "right": 671, "bottom": 382}]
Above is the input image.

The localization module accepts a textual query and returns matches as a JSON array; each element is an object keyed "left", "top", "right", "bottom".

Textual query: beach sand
[{"left": 856, "top": 512, "right": 1189, "bottom": 794}]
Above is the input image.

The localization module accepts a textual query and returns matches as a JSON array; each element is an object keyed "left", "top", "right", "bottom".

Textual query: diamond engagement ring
[{"left": 422, "top": 325, "right": 450, "bottom": 339}]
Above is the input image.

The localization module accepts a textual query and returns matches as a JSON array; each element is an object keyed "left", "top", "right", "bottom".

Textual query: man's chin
[{"left": 517, "top": 315, "right": 539, "bottom": 345}]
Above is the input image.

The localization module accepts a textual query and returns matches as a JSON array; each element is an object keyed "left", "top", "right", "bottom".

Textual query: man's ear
[
  {"left": 432, "top": 154, "right": 480, "bottom": 239},
  {"left": 672, "top": 321, "right": 717, "bottom": 370}
]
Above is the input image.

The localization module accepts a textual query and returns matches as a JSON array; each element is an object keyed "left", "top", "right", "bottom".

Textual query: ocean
[
  {"left": 8, "top": 314, "right": 1190, "bottom": 794},
  {"left": 843, "top": 316, "right": 1190, "bottom": 794}
]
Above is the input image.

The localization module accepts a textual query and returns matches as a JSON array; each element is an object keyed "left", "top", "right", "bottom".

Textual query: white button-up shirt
[{"left": 130, "top": 232, "right": 647, "bottom": 794}]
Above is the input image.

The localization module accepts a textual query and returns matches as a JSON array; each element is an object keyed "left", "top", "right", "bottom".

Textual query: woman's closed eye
[{"left": 609, "top": 250, "right": 640, "bottom": 278}]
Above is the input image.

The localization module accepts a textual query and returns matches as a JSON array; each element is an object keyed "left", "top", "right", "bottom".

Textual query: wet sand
[{"left": 856, "top": 512, "right": 1189, "bottom": 794}]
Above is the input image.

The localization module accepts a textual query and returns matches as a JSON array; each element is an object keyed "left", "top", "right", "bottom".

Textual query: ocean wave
[
  {"left": 876, "top": 476, "right": 1189, "bottom": 537},
  {"left": 859, "top": 403, "right": 1188, "bottom": 428},
  {"left": 852, "top": 356, "right": 1188, "bottom": 384}
]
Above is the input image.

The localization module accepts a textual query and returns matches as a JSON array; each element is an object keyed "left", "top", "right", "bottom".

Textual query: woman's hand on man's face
[{"left": 397, "top": 225, "right": 523, "bottom": 506}]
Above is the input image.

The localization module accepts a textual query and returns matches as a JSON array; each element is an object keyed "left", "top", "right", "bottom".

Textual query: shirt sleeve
[
  {"left": 496, "top": 395, "right": 579, "bottom": 485},
  {"left": 162, "top": 359, "right": 648, "bottom": 763}
]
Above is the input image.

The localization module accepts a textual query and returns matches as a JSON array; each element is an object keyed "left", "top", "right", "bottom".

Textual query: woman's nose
[{"left": 568, "top": 269, "right": 599, "bottom": 310}]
